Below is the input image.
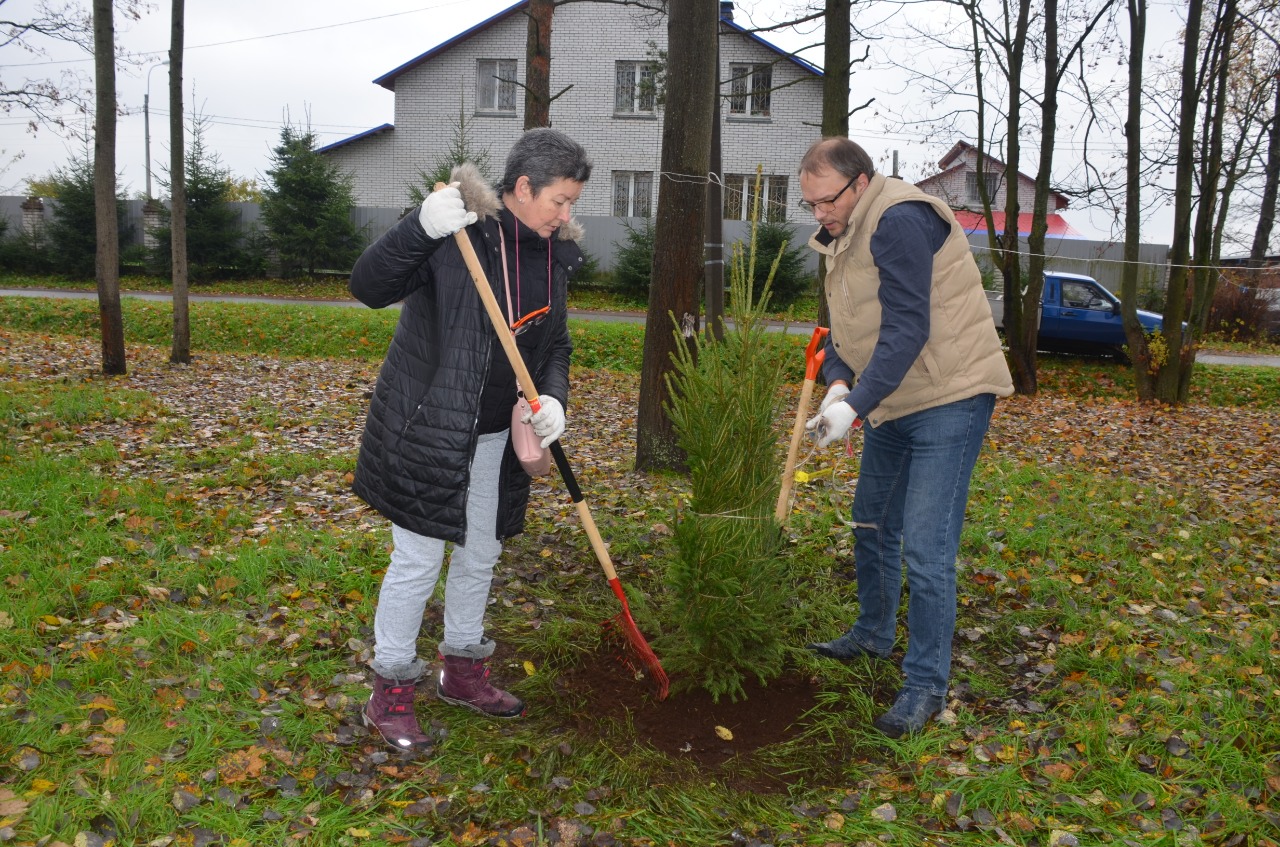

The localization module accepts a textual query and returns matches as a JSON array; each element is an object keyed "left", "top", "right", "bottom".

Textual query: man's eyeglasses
[
  {"left": 512, "top": 305, "right": 550, "bottom": 337},
  {"left": 798, "top": 176, "right": 857, "bottom": 214}
]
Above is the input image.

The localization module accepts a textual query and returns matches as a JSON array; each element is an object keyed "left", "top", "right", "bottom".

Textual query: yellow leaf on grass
[
  {"left": 218, "top": 746, "right": 267, "bottom": 784},
  {"left": 29, "top": 778, "right": 57, "bottom": 794},
  {"left": 1068, "top": 574, "right": 1085, "bottom": 584},
  {"left": 347, "top": 828, "right": 371, "bottom": 839},
  {"left": 823, "top": 812, "right": 845, "bottom": 830},
  {"left": 0, "top": 610, "right": 12, "bottom": 629},
  {"left": 714, "top": 725, "right": 734, "bottom": 741},
  {"left": 523, "top": 660, "right": 536, "bottom": 677},
  {"left": 102, "top": 716, "right": 127, "bottom": 735}
]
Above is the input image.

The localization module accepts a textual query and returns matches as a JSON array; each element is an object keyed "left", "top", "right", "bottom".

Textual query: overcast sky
[{"left": 1, "top": 0, "right": 1189, "bottom": 243}]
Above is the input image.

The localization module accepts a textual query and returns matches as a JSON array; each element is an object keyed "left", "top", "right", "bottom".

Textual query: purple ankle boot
[
  {"left": 363, "top": 674, "right": 432, "bottom": 752},
  {"left": 437, "top": 654, "right": 525, "bottom": 718}
]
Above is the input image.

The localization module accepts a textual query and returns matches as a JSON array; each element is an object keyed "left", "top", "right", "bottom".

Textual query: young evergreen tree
[
  {"left": 150, "top": 113, "right": 244, "bottom": 281},
  {"left": 43, "top": 151, "right": 129, "bottom": 279},
  {"left": 260, "top": 124, "right": 363, "bottom": 277},
  {"left": 407, "top": 92, "right": 493, "bottom": 205},
  {"left": 657, "top": 185, "right": 796, "bottom": 703}
]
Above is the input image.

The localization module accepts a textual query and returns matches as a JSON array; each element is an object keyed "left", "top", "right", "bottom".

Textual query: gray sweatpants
[{"left": 370, "top": 431, "right": 506, "bottom": 681}]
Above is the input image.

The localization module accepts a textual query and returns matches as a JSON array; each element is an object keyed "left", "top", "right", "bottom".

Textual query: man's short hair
[{"left": 799, "top": 138, "right": 876, "bottom": 181}]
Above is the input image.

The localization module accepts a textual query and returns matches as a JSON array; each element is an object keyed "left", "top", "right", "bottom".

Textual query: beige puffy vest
[{"left": 808, "top": 174, "right": 1013, "bottom": 426}]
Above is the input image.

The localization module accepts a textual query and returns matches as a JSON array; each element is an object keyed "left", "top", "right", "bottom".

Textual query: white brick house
[{"left": 319, "top": 0, "right": 824, "bottom": 224}]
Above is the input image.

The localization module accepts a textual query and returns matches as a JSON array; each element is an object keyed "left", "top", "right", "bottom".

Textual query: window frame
[
  {"left": 965, "top": 171, "right": 1001, "bottom": 206},
  {"left": 723, "top": 173, "right": 788, "bottom": 223},
  {"left": 614, "top": 60, "right": 657, "bottom": 115},
  {"left": 612, "top": 170, "right": 654, "bottom": 217},
  {"left": 476, "top": 58, "right": 518, "bottom": 114},
  {"left": 727, "top": 63, "right": 772, "bottom": 118}
]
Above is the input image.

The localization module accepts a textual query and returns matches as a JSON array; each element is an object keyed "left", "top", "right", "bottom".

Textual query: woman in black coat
[{"left": 349, "top": 128, "right": 591, "bottom": 751}]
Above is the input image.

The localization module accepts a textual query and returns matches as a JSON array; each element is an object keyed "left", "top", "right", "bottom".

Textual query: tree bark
[
  {"left": 1121, "top": 0, "right": 1156, "bottom": 400},
  {"left": 1156, "top": 0, "right": 1204, "bottom": 403},
  {"left": 814, "top": 0, "right": 851, "bottom": 331},
  {"left": 1178, "top": 0, "right": 1237, "bottom": 401},
  {"left": 1249, "top": 73, "right": 1280, "bottom": 264},
  {"left": 523, "top": 0, "right": 554, "bottom": 128},
  {"left": 635, "top": 0, "right": 716, "bottom": 473},
  {"left": 1001, "top": 0, "right": 1034, "bottom": 395},
  {"left": 92, "top": 0, "right": 125, "bottom": 376},
  {"left": 170, "top": 0, "right": 189, "bottom": 364}
]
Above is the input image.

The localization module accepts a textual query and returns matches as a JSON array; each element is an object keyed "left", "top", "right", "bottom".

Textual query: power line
[{"left": 2, "top": 0, "right": 484, "bottom": 68}]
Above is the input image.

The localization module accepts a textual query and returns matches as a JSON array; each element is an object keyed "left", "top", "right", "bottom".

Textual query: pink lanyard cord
[{"left": 497, "top": 214, "right": 553, "bottom": 327}]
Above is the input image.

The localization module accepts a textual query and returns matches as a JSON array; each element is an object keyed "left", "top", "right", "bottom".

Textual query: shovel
[
  {"left": 774, "top": 326, "right": 829, "bottom": 524},
  {"left": 438, "top": 184, "right": 669, "bottom": 700}
]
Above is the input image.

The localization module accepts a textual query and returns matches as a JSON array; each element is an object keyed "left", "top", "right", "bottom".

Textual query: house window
[
  {"left": 966, "top": 171, "right": 1000, "bottom": 205},
  {"left": 612, "top": 171, "right": 653, "bottom": 217},
  {"left": 615, "top": 61, "right": 656, "bottom": 114},
  {"left": 477, "top": 59, "right": 517, "bottom": 112},
  {"left": 728, "top": 63, "right": 771, "bottom": 117},
  {"left": 723, "top": 173, "right": 788, "bottom": 222}
]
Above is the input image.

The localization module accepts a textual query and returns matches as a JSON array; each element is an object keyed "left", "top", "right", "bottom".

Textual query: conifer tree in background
[
  {"left": 150, "top": 113, "right": 243, "bottom": 281},
  {"left": 260, "top": 124, "right": 363, "bottom": 277},
  {"left": 43, "top": 150, "right": 129, "bottom": 279},
  {"left": 657, "top": 177, "right": 796, "bottom": 703}
]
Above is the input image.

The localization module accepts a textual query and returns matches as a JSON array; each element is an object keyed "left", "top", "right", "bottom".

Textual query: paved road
[{"left": 4, "top": 287, "right": 1279, "bottom": 364}]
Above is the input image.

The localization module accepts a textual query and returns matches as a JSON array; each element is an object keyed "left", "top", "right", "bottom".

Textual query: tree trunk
[
  {"left": 1178, "top": 0, "right": 1237, "bottom": 401},
  {"left": 170, "top": 0, "right": 189, "bottom": 364},
  {"left": 523, "top": 0, "right": 553, "bottom": 128},
  {"left": 1249, "top": 73, "right": 1280, "bottom": 264},
  {"left": 635, "top": 0, "right": 716, "bottom": 473},
  {"left": 815, "top": 0, "right": 851, "bottom": 331},
  {"left": 1156, "top": 0, "right": 1202, "bottom": 403},
  {"left": 1002, "top": 0, "right": 1034, "bottom": 395},
  {"left": 1121, "top": 0, "right": 1155, "bottom": 400},
  {"left": 92, "top": 0, "right": 125, "bottom": 376}
]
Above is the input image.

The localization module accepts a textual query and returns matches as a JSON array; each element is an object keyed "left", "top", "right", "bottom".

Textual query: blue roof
[
  {"left": 316, "top": 123, "right": 394, "bottom": 154},
  {"left": 372, "top": 0, "right": 822, "bottom": 91},
  {"left": 373, "top": 1, "right": 528, "bottom": 91}
]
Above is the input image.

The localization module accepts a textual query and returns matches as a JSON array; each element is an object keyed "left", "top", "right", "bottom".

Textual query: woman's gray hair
[{"left": 499, "top": 128, "right": 593, "bottom": 195}]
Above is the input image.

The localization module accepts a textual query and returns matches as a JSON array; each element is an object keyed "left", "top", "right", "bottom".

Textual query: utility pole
[{"left": 145, "top": 60, "right": 169, "bottom": 199}]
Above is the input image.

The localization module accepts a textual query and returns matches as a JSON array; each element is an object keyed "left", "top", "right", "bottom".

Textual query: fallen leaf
[{"left": 714, "top": 725, "right": 734, "bottom": 741}]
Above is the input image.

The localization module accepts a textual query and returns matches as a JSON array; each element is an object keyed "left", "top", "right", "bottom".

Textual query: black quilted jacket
[{"left": 348, "top": 167, "right": 584, "bottom": 544}]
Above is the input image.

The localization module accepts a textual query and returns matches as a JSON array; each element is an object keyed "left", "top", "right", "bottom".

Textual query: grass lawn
[{"left": 0, "top": 295, "right": 1275, "bottom": 846}]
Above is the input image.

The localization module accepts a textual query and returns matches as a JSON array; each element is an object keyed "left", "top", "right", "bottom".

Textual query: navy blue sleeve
[
  {"left": 844, "top": 201, "right": 950, "bottom": 418},
  {"left": 819, "top": 335, "right": 854, "bottom": 387}
]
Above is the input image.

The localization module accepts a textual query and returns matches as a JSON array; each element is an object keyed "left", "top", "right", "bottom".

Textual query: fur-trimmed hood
[{"left": 449, "top": 162, "right": 585, "bottom": 243}]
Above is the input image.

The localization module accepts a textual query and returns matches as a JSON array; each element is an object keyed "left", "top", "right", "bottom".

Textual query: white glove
[
  {"left": 817, "top": 382, "right": 850, "bottom": 414},
  {"left": 522, "top": 396, "right": 565, "bottom": 448},
  {"left": 419, "top": 183, "right": 477, "bottom": 240},
  {"left": 805, "top": 400, "right": 860, "bottom": 448}
]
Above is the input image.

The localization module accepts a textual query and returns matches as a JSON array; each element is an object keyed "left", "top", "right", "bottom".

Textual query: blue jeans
[{"left": 846, "top": 393, "right": 996, "bottom": 696}]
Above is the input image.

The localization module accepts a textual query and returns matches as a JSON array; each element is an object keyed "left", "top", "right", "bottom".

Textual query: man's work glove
[
  {"left": 419, "top": 183, "right": 478, "bottom": 240},
  {"left": 817, "top": 382, "right": 851, "bottom": 414},
  {"left": 523, "top": 396, "right": 565, "bottom": 448},
  {"left": 806, "top": 400, "right": 860, "bottom": 448}
]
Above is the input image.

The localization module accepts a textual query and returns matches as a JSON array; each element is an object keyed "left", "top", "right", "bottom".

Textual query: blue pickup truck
[{"left": 986, "top": 271, "right": 1164, "bottom": 359}]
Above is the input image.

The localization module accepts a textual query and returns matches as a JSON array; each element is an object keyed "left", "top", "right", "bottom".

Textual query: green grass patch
[{"left": 0, "top": 298, "right": 1276, "bottom": 846}]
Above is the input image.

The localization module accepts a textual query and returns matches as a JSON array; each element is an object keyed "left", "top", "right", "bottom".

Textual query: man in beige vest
[{"left": 799, "top": 138, "right": 1013, "bottom": 738}]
